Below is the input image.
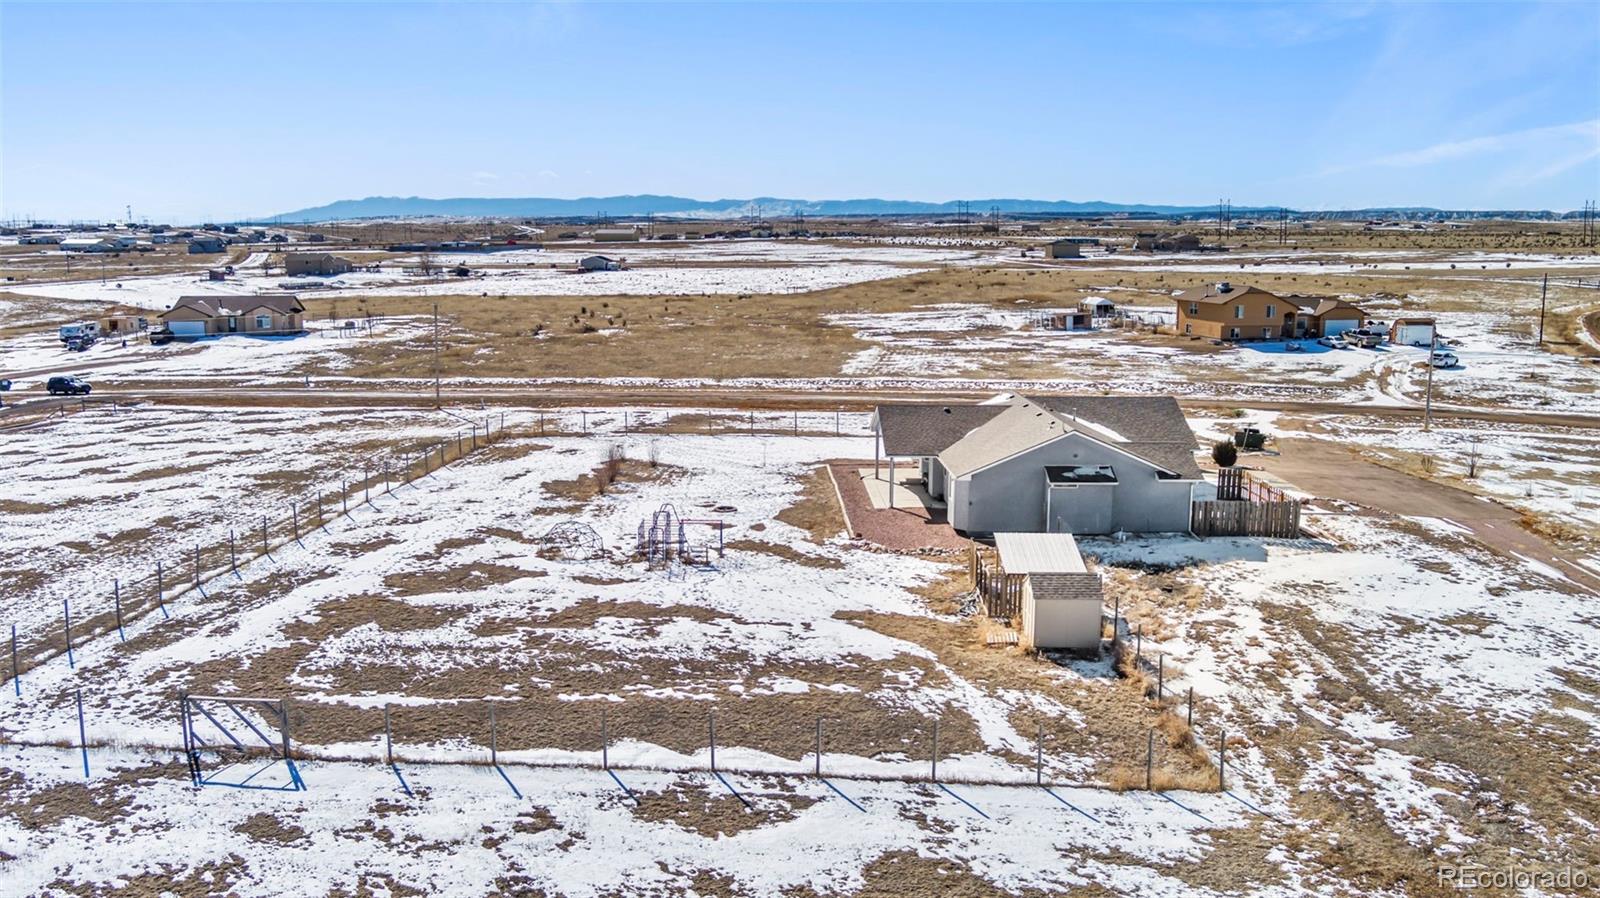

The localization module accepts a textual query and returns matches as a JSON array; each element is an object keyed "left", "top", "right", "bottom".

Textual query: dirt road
[{"left": 1254, "top": 437, "right": 1600, "bottom": 595}]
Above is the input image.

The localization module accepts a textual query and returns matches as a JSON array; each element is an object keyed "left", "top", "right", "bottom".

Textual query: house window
[
  {"left": 1229, "top": 327, "right": 1240, "bottom": 339},
  {"left": 1233, "top": 305, "right": 1244, "bottom": 319},
  {"left": 1266, "top": 304, "right": 1276, "bottom": 318},
  {"left": 1262, "top": 327, "right": 1272, "bottom": 339},
  {"left": 255, "top": 314, "right": 272, "bottom": 330},
  {"left": 1187, "top": 303, "right": 1198, "bottom": 315},
  {"left": 1183, "top": 323, "right": 1192, "bottom": 335}
]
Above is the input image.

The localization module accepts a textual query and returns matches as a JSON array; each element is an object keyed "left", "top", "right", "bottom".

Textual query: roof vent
[
  {"left": 1216, "top": 281, "right": 1233, "bottom": 293},
  {"left": 941, "top": 407, "right": 951, "bottom": 413}
]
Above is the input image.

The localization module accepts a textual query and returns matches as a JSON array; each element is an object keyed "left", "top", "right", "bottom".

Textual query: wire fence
[{"left": 3, "top": 412, "right": 512, "bottom": 688}]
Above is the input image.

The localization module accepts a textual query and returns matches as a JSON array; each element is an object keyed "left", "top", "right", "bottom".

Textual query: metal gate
[{"left": 180, "top": 692, "right": 304, "bottom": 791}]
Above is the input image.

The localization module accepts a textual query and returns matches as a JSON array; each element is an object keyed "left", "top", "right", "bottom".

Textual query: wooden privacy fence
[
  {"left": 971, "top": 552, "right": 1026, "bottom": 620},
  {"left": 1215, "top": 466, "right": 1288, "bottom": 504},
  {"left": 1191, "top": 498, "right": 1300, "bottom": 538},
  {"left": 1194, "top": 467, "right": 1301, "bottom": 538}
]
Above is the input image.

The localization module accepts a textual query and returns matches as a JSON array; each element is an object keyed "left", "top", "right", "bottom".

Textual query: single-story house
[
  {"left": 159, "top": 294, "right": 305, "bottom": 338},
  {"left": 579, "top": 255, "right": 621, "bottom": 271},
  {"left": 60, "top": 237, "right": 117, "bottom": 253},
  {"left": 995, "top": 533, "right": 1104, "bottom": 652},
  {"left": 188, "top": 237, "right": 226, "bottom": 254},
  {"left": 1079, "top": 296, "right": 1116, "bottom": 319},
  {"left": 872, "top": 394, "right": 1203, "bottom": 536},
  {"left": 1175, "top": 283, "right": 1366, "bottom": 341},
  {"left": 1045, "top": 310, "right": 1091, "bottom": 330},
  {"left": 1390, "top": 317, "right": 1436, "bottom": 346},
  {"left": 1045, "top": 240, "right": 1082, "bottom": 259},
  {"left": 284, "top": 253, "right": 353, "bottom": 277}
]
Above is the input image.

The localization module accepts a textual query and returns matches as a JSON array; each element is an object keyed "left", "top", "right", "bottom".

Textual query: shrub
[{"left": 1211, "top": 440, "right": 1238, "bottom": 468}]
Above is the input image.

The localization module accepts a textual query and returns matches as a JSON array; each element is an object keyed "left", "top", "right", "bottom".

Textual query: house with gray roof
[{"left": 872, "top": 394, "right": 1202, "bottom": 536}]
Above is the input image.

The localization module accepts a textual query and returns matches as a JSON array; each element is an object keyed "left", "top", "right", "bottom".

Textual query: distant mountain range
[
  {"left": 265, "top": 194, "right": 1570, "bottom": 223},
  {"left": 268, "top": 195, "right": 1281, "bottom": 223}
]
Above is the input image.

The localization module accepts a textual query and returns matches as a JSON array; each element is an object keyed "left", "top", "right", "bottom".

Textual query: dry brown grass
[{"left": 774, "top": 465, "right": 847, "bottom": 543}]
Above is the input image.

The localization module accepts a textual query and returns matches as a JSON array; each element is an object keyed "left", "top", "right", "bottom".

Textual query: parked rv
[{"left": 58, "top": 322, "right": 101, "bottom": 343}]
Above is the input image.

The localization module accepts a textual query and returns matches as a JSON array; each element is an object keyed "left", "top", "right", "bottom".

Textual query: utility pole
[
  {"left": 432, "top": 302, "right": 440, "bottom": 405},
  {"left": 1423, "top": 333, "right": 1435, "bottom": 432}
]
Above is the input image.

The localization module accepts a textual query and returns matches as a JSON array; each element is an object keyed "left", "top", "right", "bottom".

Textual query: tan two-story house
[
  {"left": 160, "top": 294, "right": 306, "bottom": 339},
  {"left": 1174, "top": 283, "right": 1365, "bottom": 341},
  {"left": 1173, "top": 283, "right": 1288, "bottom": 340}
]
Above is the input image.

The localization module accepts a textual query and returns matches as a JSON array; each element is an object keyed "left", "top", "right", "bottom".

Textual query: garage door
[
  {"left": 1324, "top": 318, "right": 1357, "bottom": 336},
  {"left": 168, "top": 320, "right": 206, "bottom": 337}
]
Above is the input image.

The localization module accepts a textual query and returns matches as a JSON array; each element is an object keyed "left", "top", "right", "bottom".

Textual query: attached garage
[
  {"left": 167, "top": 320, "right": 207, "bottom": 337},
  {"left": 1322, "top": 317, "right": 1359, "bottom": 337}
]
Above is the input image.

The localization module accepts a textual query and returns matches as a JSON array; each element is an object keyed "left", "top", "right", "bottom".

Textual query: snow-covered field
[
  {"left": 828, "top": 303, "right": 1600, "bottom": 413},
  {"left": 0, "top": 405, "right": 1270, "bottom": 894}
]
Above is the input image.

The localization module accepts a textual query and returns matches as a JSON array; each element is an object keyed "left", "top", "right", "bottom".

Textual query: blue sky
[{"left": 3, "top": 1, "right": 1596, "bottom": 221}]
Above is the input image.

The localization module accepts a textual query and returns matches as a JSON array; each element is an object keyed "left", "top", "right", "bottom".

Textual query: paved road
[
  {"left": 1253, "top": 437, "right": 1600, "bottom": 596},
  {"left": 4, "top": 381, "right": 1600, "bottom": 431}
]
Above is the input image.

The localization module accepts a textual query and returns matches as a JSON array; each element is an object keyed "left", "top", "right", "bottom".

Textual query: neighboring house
[
  {"left": 20, "top": 234, "right": 62, "bottom": 245},
  {"left": 579, "top": 255, "right": 621, "bottom": 271},
  {"left": 995, "top": 533, "right": 1103, "bottom": 652},
  {"left": 284, "top": 253, "right": 353, "bottom": 277},
  {"left": 1045, "top": 240, "right": 1081, "bottom": 259},
  {"left": 60, "top": 237, "right": 116, "bottom": 253},
  {"left": 1390, "top": 317, "right": 1436, "bottom": 346},
  {"left": 872, "top": 394, "right": 1202, "bottom": 535},
  {"left": 188, "top": 236, "right": 226, "bottom": 254},
  {"left": 1174, "top": 282, "right": 1365, "bottom": 341},
  {"left": 159, "top": 294, "right": 306, "bottom": 338},
  {"left": 1174, "top": 282, "right": 1285, "bottom": 340}
]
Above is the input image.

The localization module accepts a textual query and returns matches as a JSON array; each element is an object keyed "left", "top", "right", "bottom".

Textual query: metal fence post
[
  {"left": 76, "top": 688, "right": 89, "bottom": 778},
  {"left": 10, "top": 625, "right": 19, "bottom": 697},
  {"left": 316, "top": 490, "right": 324, "bottom": 527},
  {"left": 364, "top": 464, "right": 371, "bottom": 504},
  {"left": 601, "top": 709, "right": 608, "bottom": 770},
  {"left": 708, "top": 709, "right": 716, "bottom": 772},
  {"left": 113, "top": 579, "right": 125, "bottom": 642},
  {"left": 384, "top": 459, "right": 391, "bottom": 494},
  {"left": 292, "top": 504, "right": 300, "bottom": 542},
  {"left": 342, "top": 483, "right": 348, "bottom": 516},
  {"left": 489, "top": 704, "right": 498, "bottom": 766},
  {"left": 194, "top": 544, "right": 200, "bottom": 588},
  {"left": 229, "top": 529, "right": 236, "bottom": 573},
  {"left": 384, "top": 703, "right": 393, "bottom": 766},
  {"left": 931, "top": 719, "right": 940, "bottom": 782},
  {"left": 1187, "top": 687, "right": 1194, "bottom": 728},
  {"left": 1157, "top": 654, "right": 1164, "bottom": 699},
  {"left": 261, "top": 517, "right": 268, "bottom": 557},
  {"left": 1218, "top": 729, "right": 1226, "bottom": 791}
]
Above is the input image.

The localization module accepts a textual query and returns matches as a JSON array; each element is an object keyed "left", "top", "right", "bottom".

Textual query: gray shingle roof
[
  {"left": 874, "top": 404, "right": 1004, "bottom": 457},
  {"left": 1027, "top": 572, "right": 1103, "bottom": 602},
  {"left": 166, "top": 294, "right": 304, "bottom": 317},
  {"left": 874, "top": 394, "right": 1203, "bottom": 481}
]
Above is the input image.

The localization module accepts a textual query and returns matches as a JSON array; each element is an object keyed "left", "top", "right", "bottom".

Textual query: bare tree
[
  {"left": 418, "top": 252, "right": 440, "bottom": 277},
  {"left": 1466, "top": 435, "right": 1483, "bottom": 478}
]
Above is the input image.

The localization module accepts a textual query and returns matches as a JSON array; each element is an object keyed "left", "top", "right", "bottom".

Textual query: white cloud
[{"left": 1318, "top": 118, "right": 1600, "bottom": 180}]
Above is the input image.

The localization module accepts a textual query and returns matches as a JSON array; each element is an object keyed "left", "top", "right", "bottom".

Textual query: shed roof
[
  {"left": 1026, "top": 572, "right": 1104, "bottom": 603},
  {"left": 995, "top": 532, "right": 1086, "bottom": 574}
]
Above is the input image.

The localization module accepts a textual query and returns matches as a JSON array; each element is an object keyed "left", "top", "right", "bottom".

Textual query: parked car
[
  {"left": 1429, "top": 350, "right": 1459, "bottom": 368},
  {"left": 149, "top": 327, "right": 175, "bottom": 346},
  {"left": 1345, "top": 329, "right": 1386, "bottom": 348},
  {"left": 46, "top": 375, "right": 92, "bottom": 395},
  {"left": 1317, "top": 335, "right": 1348, "bottom": 349}
]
